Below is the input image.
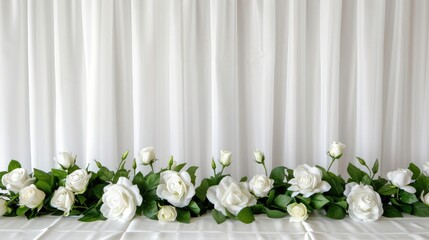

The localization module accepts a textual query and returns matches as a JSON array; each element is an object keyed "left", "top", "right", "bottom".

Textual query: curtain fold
[{"left": 0, "top": 0, "right": 428, "bottom": 179}]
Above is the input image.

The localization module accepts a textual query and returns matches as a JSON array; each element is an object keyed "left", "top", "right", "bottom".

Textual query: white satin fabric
[
  {"left": 0, "top": 0, "right": 428, "bottom": 179},
  {"left": 0, "top": 213, "right": 428, "bottom": 240}
]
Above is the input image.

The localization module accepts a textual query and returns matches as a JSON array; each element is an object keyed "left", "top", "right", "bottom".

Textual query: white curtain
[{"left": 0, "top": 0, "right": 428, "bottom": 180}]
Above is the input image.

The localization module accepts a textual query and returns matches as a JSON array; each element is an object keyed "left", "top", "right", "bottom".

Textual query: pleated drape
[{"left": 0, "top": 0, "right": 428, "bottom": 179}]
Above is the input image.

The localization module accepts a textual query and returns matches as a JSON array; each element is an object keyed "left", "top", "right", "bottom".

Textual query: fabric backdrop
[{"left": 0, "top": 0, "right": 428, "bottom": 180}]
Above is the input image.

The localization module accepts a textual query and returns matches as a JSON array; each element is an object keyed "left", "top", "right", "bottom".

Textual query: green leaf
[
  {"left": 371, "top": 177, "right": 388, "bottom": 191},
  {"left": 399, "top": 204, "right": 412, "bottom": 214},
  {"left": 132, "top": 172, "right": 145, "bottom": 187},
  {"left": 326, "top": 204, "right": 346, "bottom": 219},
  {"left": 142, "top": 200, "right": 159, "bottom": 220},
  {"left": 414, "top": 175, "right": 429, "bottom": 196},
  {"left": 263, "top": 208, "right": 287, "bottom": 218},
  {"left": 113, "top": 169, "right": 130, "bottom": 183},
  {"left": 145, "top": 172, "right": 160, "bottom": 190},
  {"left": 174, "top": 163, "right": 187, "bottom": 172},
  {"left": 8, "top": 160, "right": 21, "bottom": 172},
  {"left": 335, "top": 201, "right": 348, "bottom": 209},
  {"left": 325, "top": 172, "right": 345, "bottom": 197},
  {"left": 52, "top": 169, "right": 68, "bottom": 179},
  {"left": 296, "top": 195, "right": 311, "bottom": 205},
  {"left": 236, "top": 207, "right": 255, "bottom": 224},
  {"left": 33, "top": 168, "right": 52, "bottom": 184},
  {"left": 266, "top": 189, "right": 276, "bottom": 206},
  {"left": 212, "top": 209, "right": 227, "bottom": 224},
  {"left": 311, "top": 193, "right": 330, "bottom": 210},
  {"left": 186, "top": 166, "right": 199, "bottom": 185},
  {"left": 79, "top": 210, "right": 107, "bottom": 222},
  {"left": 188, "top": 201, "right": 201, "bottom": 216},
  {"left": 76, "top": 194, "right": 86, "bottom": 205},
  {"left": 251, "top": 204, "right": 265, "bottom": 214},
  {"left": 92, "top": 184, "right": 106, "bottom": 199},
  {"left": 240, "top": 176, "right": 247, "bottom": 182},
  {"left": 400, "top": 191, "right": 418, "bottom": 204},
  {"left": 16, "top": 206, "right": 29, "bottom": 216},
  {"left": 372, "top": 159, "right": 379, "bottom": 175},
  {"left": 270, "top": 166, "right": 286, "bottom": 186},
  {"left": 408, "top": 163, "right": 421, "bottom": 180},
  {"left": 36, "top": 181, "right": 52, "bottom": 195},
  {"left": 97, "top": 167, "right": 114, "bottom": 182},
  {"left": 195, "top": 179, "right": 210, "bottom": 201},
  {"left": 356, "top": 157, "right": 367, "bottom": 166},
  {"left": 390, "top": 197, "right": 402, "bottom": 206},
  {"left": 0, "top": 171, "right": 7, "bottom": 188},
  {"left": 361, "top": 175, "right": 372, "bottom": 185},
  {"left": 412, "top": 202, "right": 429, "bottom": 217},
  {"left": 378, "top": 184, "right": 397, "bottom": 196},
  {"left": 347, "top": 163, "right": 366, "bottom": 183},
  {"left": 383, "top": 205, "right": 403, "bottom": 218},
  {"left": 176, "top": 208, "right": 191, "bottom": 223},
  {"left": 273, "top": 194, "right": 294, "bottom": 210}
]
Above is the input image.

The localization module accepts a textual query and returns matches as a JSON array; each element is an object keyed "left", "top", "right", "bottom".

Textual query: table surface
[{"left": 0, "top": 212, "right": 427, "bottom": 240}]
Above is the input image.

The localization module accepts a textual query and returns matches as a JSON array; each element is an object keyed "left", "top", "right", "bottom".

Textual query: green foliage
[
  {"left": 212, "top": 209, "right": 226, "bottom": 224},
  {"left": 8, "top": 160, "right": 21, "bottom": 172},
  {"left": 383, "top": 205, "right": 403, "bottom": 218},
  {"left": 326, "top": 204, "right": 346, "bottom": 219},
  {"left": 236, "top": 207, "right": 255, "bottom": 224},
  {"left": 408, "top": 163, "right": 421, "bottom": 180},
  {"left": 176, "top": 209, "right": 191, "bottom": 223},
  {"left": 270, "top": 166, "right": 287, "bottom": 186},
  {"left": 186, "top": 166, "right": 198, "bottom": 185}
]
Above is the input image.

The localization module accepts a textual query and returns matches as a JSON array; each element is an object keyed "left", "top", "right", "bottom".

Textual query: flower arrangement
[{"left": 1, "top": 142, "right": 429, "bottom": 224}]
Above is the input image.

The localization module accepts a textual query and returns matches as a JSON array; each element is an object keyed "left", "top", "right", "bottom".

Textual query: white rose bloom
[
  {"left": 156, "top": 170, "right": 195, "bottom": 208},
  {"left": 19, "top": 184, "right": 46, "bottom": 209},
  {"left": 50, "top": 187, "right": 75, "bottom": 216},
  {"left": 100, "top": 177, "right": 143, "bottom": 222},
  {"left": 139, "top": 147, "right": 156, "bottom": 165},
  {"left": 386, "top": 168, "right": 416, "bottom": 193},
  {"left": 421, "top": 191, "right": 429, "bottom": 205},
  {"left": 219, "top": 150, "right": 232, "bottom": 167},
  {"left": 422, "top": 162, "right": 429, "bottom": 176},
  {"left": 55, "top": 152, "right": 75, "bottom": 169},
  {"left": 287, "top": 203, "right": 308, "bottom": 222},
  {"left": 0, "top": 199, "right": 7, "bottom": 216},
  {"left": 288, "top": 164, "right": 331, "bottom": 198},
  {"left": 343, "top": 182, "right": 358, "bottom": 197},
  {"left": 254, "top": 150, "right": 264, "bottom": 163},
  {"left": 346, "top": 184, "right": 383, "bottom": 222},
  {"left": 249, "top": 175, "right": 274, "bottom": 198},
  {"left": 65, "top": 169, "right": 92, "bottom": 194},
  {"left": 206, "top": 176, "right": 257, "bottom": 216},
  {"left": 328, "top": 141, "right": 346, "bottom": 158},
  {"left": 1, "top": 168, "right": 35, "bottom": 194},
  {"left": 157, "top": 205, "right": 177, "bottom": 222}
]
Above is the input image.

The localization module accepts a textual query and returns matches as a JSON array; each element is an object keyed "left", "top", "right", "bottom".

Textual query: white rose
[
  {"left": 156, "top": 170, "right": 195, "bottom": 208},
  {"left": 139, "top": 147, "right": 156, "bottom": 165},
  {"left": 1, "top": 168, "right": 35, "bottom": 194},
  {"left": 249, "top": 175, "right": 274, "bottom": 198},
  {"left": 65, "top": 169, "right": 92, "bottom": 194},
  {"left": 50, "top": 187, "right": 75, "bottom": 216},
  {"left": 288, "top": 164, "right": 331, "bottom": 197},
  {"left": 54, "top": 152, "right": 75, "bottom": 169},
  {"left": 206, "top": 176, "right": 257, "bottom": 216},
  {"left": 219, "top": 150, "right": 232, "bottom": 167},
  {"left": 421, "top": 191, "right": 429, "bottom": 205},
  {"left": 287, "top": 203, "right": 308, "bottom": 222},
  {"left": 254, "top": 150, "right": 264, "bottom": 163},
  {"left": 423, "top": 162, "right": 429, "bottom": 176},
  {"left": 157, "top": 205, "right": 177, "bottom": 222},
  {"left": 386, "top": 168, "right": 416, "bottom": 193},
  {"left": 19, "top": 184, "right": 46, "bottom": 209},
  {"left": 0, "top": 199, "right": 7, "bottom": 216},
  {"left": 100, "top": 177, "right": 143, "bottom": 222},
  {"left": 343, "top": 182, "right": 358, "bottom": 197},
  {"left": 346, "top": 184, "right": 383, "bottom": 222},
  {"left": 328, "top": 141, "right": 346, "bottom": 158}
]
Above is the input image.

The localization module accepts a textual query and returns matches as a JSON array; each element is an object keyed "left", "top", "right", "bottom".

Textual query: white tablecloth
[{"left": 1, "top": 212, "right": 427, "bottom": 240}]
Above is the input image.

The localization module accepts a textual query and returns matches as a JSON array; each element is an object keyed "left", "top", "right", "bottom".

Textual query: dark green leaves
[
  {"left": 408, "top": 163, "right": 421, "bottom": 180},
  {"left": 186, "top": 166, "right": 198, "bottom": 185},
  {"left": 378, "top": 184, "right": 397, "bottom": 196},
  {"left": 326, "top": 204, "right": 346, "bottom": 219},
  {"left": 176, "top": 209, "right": 191, "bottom": 223},
  {"left": 312, "top": 193, "right": 330, "bottom": 210},
  {"left": 400, "top": 191, "right": 418, "bottom": 204},
  {"left": 212, "top": 209, "right": 226, "bottom": 224},
  {"left": 273, "top": 194, "right": 293, "bottom": 210},
  {"left": 270, "top": 167, "right": 287, "bottom": 186},
  {"left": 347, "top": 163, "right": 367, "bottom": 183},
  {"left": 383, "top": 205, "right": 403, "bottom": 218},
  {"left": 412, "top": 202, "right": 429, "bottom": 217}
]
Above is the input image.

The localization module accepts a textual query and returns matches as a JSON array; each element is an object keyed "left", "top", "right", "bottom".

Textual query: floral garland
[{"left": 1, "top": 142, "right": 429, "bottom": 223}]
